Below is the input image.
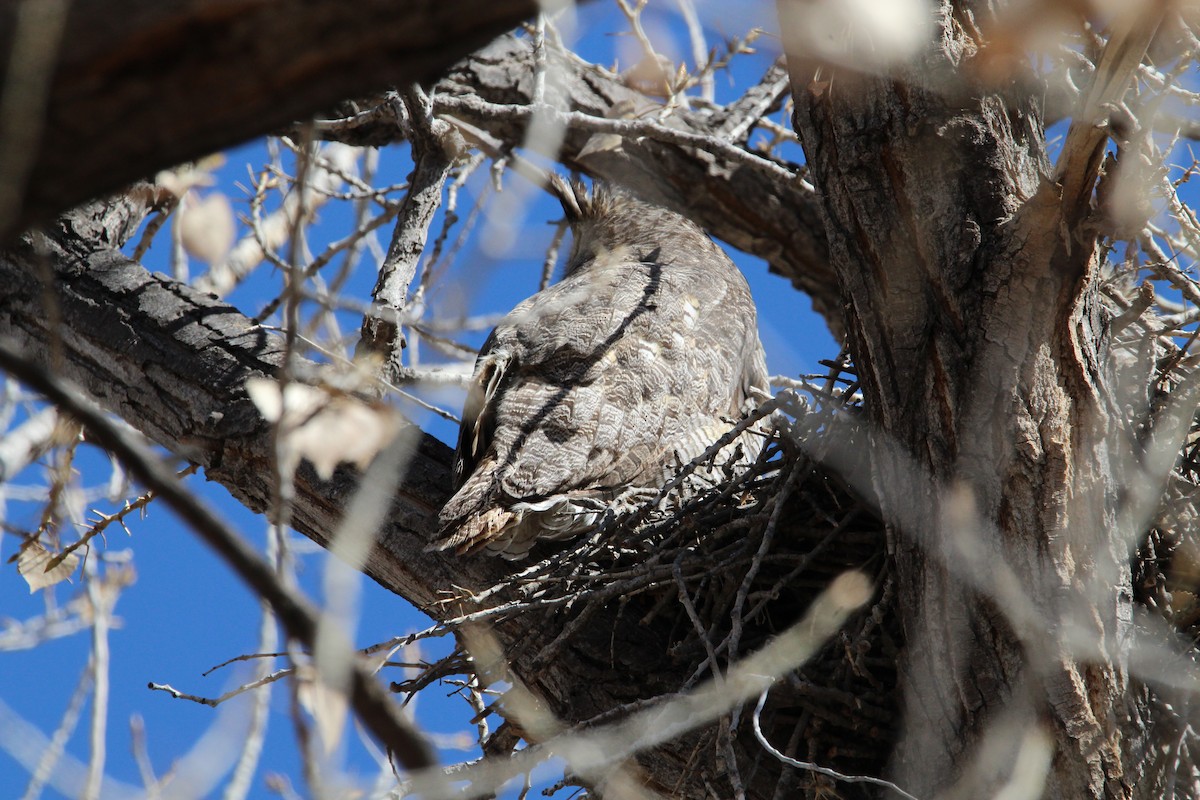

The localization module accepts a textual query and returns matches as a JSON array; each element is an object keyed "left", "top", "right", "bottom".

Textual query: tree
[{"left": 1, "top": 1, "right": 1198, "bottom": 798}]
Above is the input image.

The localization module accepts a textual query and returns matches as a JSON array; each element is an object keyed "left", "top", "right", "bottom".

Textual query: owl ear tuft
[{"left": 547, "top": 173, "right": 587, "bottom": 223}]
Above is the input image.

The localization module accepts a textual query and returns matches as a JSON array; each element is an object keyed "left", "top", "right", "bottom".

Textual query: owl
[{"left": 433, "top": 178, "right": 769, "bottom": 558}]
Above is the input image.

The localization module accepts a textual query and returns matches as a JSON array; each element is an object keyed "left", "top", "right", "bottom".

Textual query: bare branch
[
  {"left": 317, "top": 34, "right": 839, "bottom": 334},
  {"left": 751, "top": 687, "right": 921, "bottom": 800},
  {"left": 1054, "top": 7, "right": 1165, "bottom": 220},
  {"left": 434, "top": 94, "right": 801, "bottom": 185},
  {"left": 358, "top": 88, "right": 459, "bottom": 383},
  {"left": 0, "top": 341, "right": 439, "bottom": 772}
]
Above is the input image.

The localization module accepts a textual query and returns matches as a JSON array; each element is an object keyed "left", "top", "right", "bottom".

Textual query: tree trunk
[{"left": 781, "top": 4, "right": 1166, "bottom": 797}]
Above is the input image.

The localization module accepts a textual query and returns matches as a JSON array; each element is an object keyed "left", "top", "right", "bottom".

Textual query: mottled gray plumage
[{"left": 434, "top": 178, "right": 769, "bottom": 558}]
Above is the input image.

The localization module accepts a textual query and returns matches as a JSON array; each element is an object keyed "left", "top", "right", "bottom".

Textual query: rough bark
[
  {"left": 0, "top": 0, "right": 540, "bottom": 241},
  {"left": 781, "top": 4, "right": 1161, "bottom": 798}
]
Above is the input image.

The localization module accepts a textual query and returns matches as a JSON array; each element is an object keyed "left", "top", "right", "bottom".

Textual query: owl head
[{"left": 546, "top": 175, "right": 717, "bottom": 275}]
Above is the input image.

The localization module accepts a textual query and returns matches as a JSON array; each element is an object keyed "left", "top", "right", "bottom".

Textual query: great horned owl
[{"left": 434, "top": 178, "right": 769, "bottom": 558}]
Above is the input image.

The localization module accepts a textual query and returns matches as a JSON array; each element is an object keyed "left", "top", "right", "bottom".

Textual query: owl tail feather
[
  {"left": 429, "top": 506, "right": 517, "bottom": 556},
  {"left": 432, "top": 495, "right": 609, "bottom": 560}
]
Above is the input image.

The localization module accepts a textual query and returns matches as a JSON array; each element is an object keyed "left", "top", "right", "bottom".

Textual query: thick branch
[
  {"left": 0, "top": 0, "right": 540, "bottom": 241},
  {"left": 0, "top": 196, "right": 796, "bottom": 798},
  {"left": 318, "top": 34, "right": 841, "bottom": 337},
  {"left": 0, "top": 194, "right": 478, "bottom": 610},
  {"left": 442, "top": 36, "right": 839, "bottom": 334}
]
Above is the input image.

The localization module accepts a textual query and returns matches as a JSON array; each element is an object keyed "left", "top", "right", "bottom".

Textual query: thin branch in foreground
[
  {"left": 128, "top": 715, "right": 160, "bottom": 799},
  {"left": 0, "top": 339, "right": 437, "bottom": 773},
  {"left": 20, "top": 657, "right": 93, "bottom": 800},
  {"left": 223, "top": 548, "right": 277, "bottom": 800},
  {"left": 47, "top": 464, "right": 200, "bottom": 573},
  {"left": 83, "top": 563, "right": 112, "bottom": 800}
]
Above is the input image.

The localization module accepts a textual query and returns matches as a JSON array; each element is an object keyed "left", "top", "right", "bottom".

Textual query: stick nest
[{"left": 434, "top": 361, "right": 899, "bottom": 797}]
